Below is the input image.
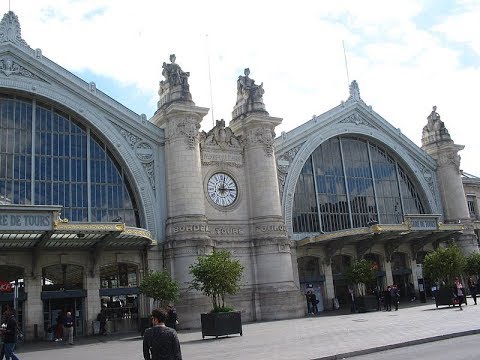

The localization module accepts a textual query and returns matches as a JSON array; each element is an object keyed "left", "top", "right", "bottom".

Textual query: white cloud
[{"left": 8, "top": 0, "right": 480, "bottom": 176}]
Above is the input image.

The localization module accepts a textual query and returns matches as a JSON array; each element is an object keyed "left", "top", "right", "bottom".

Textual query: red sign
[{"left": 0, "top": 281, "right": 13, "bottom": 292}]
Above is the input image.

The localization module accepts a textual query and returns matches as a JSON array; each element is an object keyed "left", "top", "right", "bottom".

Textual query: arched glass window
[
  {"left": 0, "top": 95, "right": 140, "bottom": 226},
  {"left": 293, "top": 136, "right": 427, "bottom": 233}
]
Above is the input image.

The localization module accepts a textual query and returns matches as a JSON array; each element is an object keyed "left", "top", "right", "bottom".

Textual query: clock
[{"left": 207, "top": 173, "right": 238, "bottom": 207}]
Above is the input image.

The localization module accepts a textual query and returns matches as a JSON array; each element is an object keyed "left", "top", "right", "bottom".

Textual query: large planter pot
[
  {"left": 201, "top": 311, "right": 242, "bottom": 339},
  {"left": 355, "top": 295, "right": 378, "bottom": 313},
  {"left": 434, "top": 287, "right": 466, "bottom": 307}
]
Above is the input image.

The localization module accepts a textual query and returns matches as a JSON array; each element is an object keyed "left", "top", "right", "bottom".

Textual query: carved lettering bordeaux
[
  {"left": 173, "top": 225, "right": 209, "bottom": 233},
  {"left": 214, "top": 227, "right": 245, "bottom": 235},
  {"left": 202, "top": 152, "right": 243, "bottom": 164},
  {"left": 255, "top": 224, "right": 286, "bottom": 233}
]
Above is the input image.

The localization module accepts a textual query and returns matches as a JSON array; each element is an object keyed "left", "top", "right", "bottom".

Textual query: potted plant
[
  {"left": 423, "top": 244, "right": 465, "bottom": 307},
  {"left": 189, "top": 249, "right": 244, "bottom": 339},
  {"left": 139, "top": 270, "right": 180, "bottom": 334},
  {"left": 345, "top": 259, "right": 377, "bottom": 312}
]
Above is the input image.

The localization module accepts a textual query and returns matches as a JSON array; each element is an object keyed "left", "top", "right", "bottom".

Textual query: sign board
[
  {"left": 416, "top": 263, "right": 423, "bottom": 279},
  {"left": 0, "top": 211, "right": 54, "bottom": 231},
  {"left": 0, "top": 281, "right": 13, "bottom": 293}
]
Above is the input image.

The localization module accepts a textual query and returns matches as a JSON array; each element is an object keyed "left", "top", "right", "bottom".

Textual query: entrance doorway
[
  {"left": 42, "top": 297, "right": 84, "bottom": 338},
  {"left": 100, "top": 263, "right": 139, "bottom": 333},
  {"left": 332, "top": 255, "right": 352, "bottom": 307},
  {"left": 391, "top": 252, "right": 412, "bottom": 299},
  {"left": 41, "top": 264, "right": 85, "bottom": 338}
]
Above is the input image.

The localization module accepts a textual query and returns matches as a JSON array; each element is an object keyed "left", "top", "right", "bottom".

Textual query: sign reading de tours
[{"left": 0, "top": 211, "right": 53, "bottom": 231}]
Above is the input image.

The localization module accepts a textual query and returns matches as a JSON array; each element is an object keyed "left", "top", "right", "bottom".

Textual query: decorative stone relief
[
  {"left": 437, "top": 152, "right": 461, "bottom": 174},
  {"left": 414, "top": 160, "right": 438, "bottom": 204},
  {"left": 246, "top": 126, "right": 275, "bottom": 156},
  {"left": 141, "top": 161, "right": 156, "bottom": 190},
  {"left": 200, "top": 119, "right": 244, "bottom": 167},
  {"left": 277, "top": 144, "right": 303, "bottom": 198},
  {"left": 112, "top": 123, "right": 156, "bottom": 190},
  {"left": 176, "top": 116, "right": 200, "bottom": 150},
  {"left": 0, "top": 11, "right": 29, "bottom": 48},
  {"left": 0, "top": 56, "right": 45, "bottom": 81},
  {"left": 135, "top": 142, "right": 154, "bottom": 163},
  {"left": 339, "top": 113, "right": 373, "bottom": 128}
]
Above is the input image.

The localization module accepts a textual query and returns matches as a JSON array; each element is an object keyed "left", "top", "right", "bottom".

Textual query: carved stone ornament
[
  {"left": 346, "top": 80, "right": 364, "bottom": 103},
  {"left": 437, "top": 151, "right": 462, "bottom": 174},
  {"left": 0, "top": 11, "right": 29, "bottom": 48},
  {"left": 176, "top": 116, "right": 200, "bottom": 150},
  {"left": 414, "top": 160, "right": 438, "bottom": 205},
  {"left": 200, "top": 119, "right": 244, "bottom": 167},
  {"left": 112, "top": 123, "right": 156, "bottom": 190},
  {"left": 232, "top": 68, "right": 268, "bottom": 120},
  {"left": 277, "top": 144, "right": 303, "bottom": 198},
  {"left": 0, "top": 56, "right": 44, "bottom": 81},
  {"left": 157, "top": 54, "right": 193, "bottom": 111},
  {"left": 246, "top": 126, "right": 275, "bottom": 156},
  {"left": 339, "top": 113, "right": 373, "bottom": 127}
]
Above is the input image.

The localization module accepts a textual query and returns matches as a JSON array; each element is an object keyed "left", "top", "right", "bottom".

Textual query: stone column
[
  {"left": 85, "top": 273, "right": 100, "bottom": 335},
  {"left": 23, "top": 274, "right": 43, "bottom": 340},
  {"left": 384, "top": 261, "right": 393, "bottom": 286},
  {"left": 151, "top": 103, "right": 212, "bottom": 328},
  {"left": 230, "top": 113, "right": 304, "bottom": 320},
  {"left": 421, "top": 106, "right": 478, "bottom": 254},
  {"left": 323, "top": 262, "right": 335, "bottom": 310}
]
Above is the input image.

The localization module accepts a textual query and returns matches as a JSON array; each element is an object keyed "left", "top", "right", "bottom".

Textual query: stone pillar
[
  {"left": 23, "top": 274, "right": 43, "bottom": 340},
  {"left": 323, "top": 262, "right": 335, "bottom": 310},
  {"left": 384, "top": 261, "right": 393, "bottom": 286},
  {"left": 85, "top": 274, "right": 100, "bottom": 335},
  {"left": 421, "top": 106, "right": 478, "bottom": 254},
  {"left": 151, "top": 61, "right": 212, "bottom": 327},
  {"left": 230, "top": 113, "right": 304, "bottom": 320}
]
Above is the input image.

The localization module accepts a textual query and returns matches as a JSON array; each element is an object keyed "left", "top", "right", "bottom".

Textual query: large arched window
[
  {"left": 0, "top": 94, "right": 140, "bottom": 226},
  {"left": 293, "top": 136, "right": 426, "bottom": 233}
]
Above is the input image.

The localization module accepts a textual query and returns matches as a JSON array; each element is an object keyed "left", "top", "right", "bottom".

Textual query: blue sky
[{"left": 6, "top": 0, "right": 480, "bottom": 176}]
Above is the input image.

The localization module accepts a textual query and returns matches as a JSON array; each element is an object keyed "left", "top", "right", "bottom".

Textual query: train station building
[{"left": 0, "top": 11, "right": 479, "bottom": 339}]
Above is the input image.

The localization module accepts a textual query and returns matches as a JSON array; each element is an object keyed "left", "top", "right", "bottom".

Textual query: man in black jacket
[
  {"left": 2, "top": 309, "right": 20, "bottom": 360},
  {"left": 143, "top": 308, "right": 182, "bottom": 360}
]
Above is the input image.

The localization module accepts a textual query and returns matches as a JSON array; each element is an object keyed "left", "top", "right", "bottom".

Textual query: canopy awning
[
  {"left": 0, "top": 205, "right": 156, "bottom": 250},
  {"left": 297, "top": 214, "right": 464, "bottom": 249}
]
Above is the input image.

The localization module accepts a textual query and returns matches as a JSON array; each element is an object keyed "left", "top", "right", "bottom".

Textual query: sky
[{"left": 6, "top": 0, "right": 480, "bottom": 176}]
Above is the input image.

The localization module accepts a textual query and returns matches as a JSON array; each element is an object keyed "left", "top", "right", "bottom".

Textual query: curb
[{"left": 312, "top": 328, "right": 480, "bottom": 360}]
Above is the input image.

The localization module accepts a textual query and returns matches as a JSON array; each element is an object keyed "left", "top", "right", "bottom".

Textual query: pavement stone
[{"left": 16, "top": 299, "right": 480, "bottom": 360}]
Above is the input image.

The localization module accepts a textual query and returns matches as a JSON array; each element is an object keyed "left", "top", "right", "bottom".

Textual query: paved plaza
[{"left": 16, "top": 300, "right": 480, "bottom": 360}]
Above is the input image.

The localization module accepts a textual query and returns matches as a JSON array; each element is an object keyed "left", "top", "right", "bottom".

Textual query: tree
[
  {"left": 423, "top": 244, "right": 465, "bottom": 285},
  {"left": 139, "top": 270, "right": 180, "bottom": 308},
  {"left": 189, "top": 250, "right": 244, "bottom": 312},
  {"left": 345, "top": 259, "right": 376, "bottom": 296},
  {"left": 464, "top": 252, "right": 480, "bottom": 276}
]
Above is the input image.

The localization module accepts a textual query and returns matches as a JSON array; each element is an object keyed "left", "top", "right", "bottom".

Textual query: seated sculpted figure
[
  {"left": 236, "top": 68, "right": 264, "bottom": 104},
  {"left": 161, "top": 54, "right": 190, "bottom": 88}
]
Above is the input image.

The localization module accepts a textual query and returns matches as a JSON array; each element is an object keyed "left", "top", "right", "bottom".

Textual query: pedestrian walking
[
  {"left": 143, "top": 308, "right": 182, "bottom": 360},
  {"left": 453, "top": 277, "right": 465, "bottom": 310},
  {"left": 348, "top": 287, "right": 356, "bottom": 313},
  {"left": 165, "top": 305, "right": 178, "bottom": 331},
  {"left": 1, "top": 308, "right": 20, "bottom": 360},
  {"left": 467, "top": 277, "right": 477, "bottom": 305},
  {"left": 384, "top": 286, "right": 392, "bottom": 311},
  {"left": 390, "top": 285, "right": 400, "bottom": 311},
  {"left": 305, "top": 291, "right": 312, "bottom": 314},
  {"left": 310, "top": 292, "right": 319, "bottom": 314},
  {"left": 63, "top": 311, "right": 74, "bottom": 344}
]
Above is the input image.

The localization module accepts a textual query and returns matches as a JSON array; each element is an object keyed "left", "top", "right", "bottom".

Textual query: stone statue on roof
[
  {"left": 157, "top": 54, "right": 193, "bottom": 110},
  {"left": 422, "top": 105, "right": 451, "bottom": 145},
  {"left": 232, "top": 68, "right": 267, "bottom": 120}
]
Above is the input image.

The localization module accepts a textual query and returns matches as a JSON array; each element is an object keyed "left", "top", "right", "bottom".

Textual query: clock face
[{"left": 207, "top": 173, "right": 238, "bottom": 207}]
